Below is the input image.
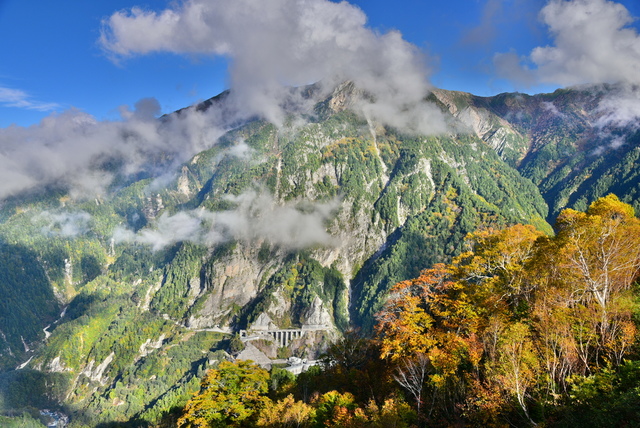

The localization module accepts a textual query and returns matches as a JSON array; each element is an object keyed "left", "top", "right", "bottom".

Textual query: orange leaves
[
  {"left": 375, "top": 195, "right": 640, "bottom": 423},
  {"left": 312, "top": 390, "right": 361, "bottom": 428},
  {"left": 376, "top": 262, "right": 484, "bottom": 394},
  {"left": 376, "top": 264, "right": 451, "bottom": 361},
  {"left": 312, "top": 391, "right": 415, "bottom": 428}
]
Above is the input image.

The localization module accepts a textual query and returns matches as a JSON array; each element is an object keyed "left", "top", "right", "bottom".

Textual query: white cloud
[
  {"left": 0, "top": 0, "right": 451, "bottom": 203},
  {"left": 35, "top": 211, "right": 92, "bottom": 237},
  {"left": 495, "top": 0, "right": 640, "bottom": 86},
  {"left": 541, "top": 100, "right": 565, "bottom": 118},
  {"left": 594, "top": 84, "right": 640, "bottom": 129},
  {"left": 116, "top": 210, "right": 204, "bottom": 251},
  {"left": 100, "top": 0, "right": 447, "bottom": 134},
  {"left": 0, "top": 100, "right": 230, "bottom": 199},
  {"left": 493, "top": 51, "right": 536, "bottom": 86},
  {"left": 114, "top": 189, "right": 338, "bottom": 251},
  {"left": 0, "top": 85, "right": 60, "bottom": 112},
  {"left": 581, "top": 82, "right": 640, "bottom": 155}
]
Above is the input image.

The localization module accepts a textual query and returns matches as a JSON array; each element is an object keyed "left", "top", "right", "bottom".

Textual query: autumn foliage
[
  {"left": 178, "top": 360, "right": 270, "bottom": 428},
  {"left": 375, "top": 195, "right": 640, "bottom": 425},
  {"left": 177, "top": 195, "right": 640, "bottom": 427}
]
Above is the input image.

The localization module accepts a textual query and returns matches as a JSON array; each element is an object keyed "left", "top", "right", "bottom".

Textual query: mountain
[
  {"left": 433, "top": 83, "right": 640, "bottom": 220},
  {"left": 0, "top": 82, "right": 638, "bottom": 426}
]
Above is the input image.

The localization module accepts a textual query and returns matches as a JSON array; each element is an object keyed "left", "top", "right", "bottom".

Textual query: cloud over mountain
[
  {"left": 114, "top": 189, "right": 338, "bottom": 251},
  {"left": 35, "top": 210, "right": 92, "bottom": 237},
  {"left": 100, "top": 0, "right": 447, "bottom": 134},
  {"left": 0, "top": 0, "right": 452, "bottom": 202},
  {"left": 0, "top": 102, "right": 228, "bottom": 199}
]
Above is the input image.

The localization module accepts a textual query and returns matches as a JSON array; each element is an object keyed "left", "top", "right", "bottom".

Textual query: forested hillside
[
  {"left": 434, "top": 83, "right": 640, "bottom": 219},
  {"left": 0, "top": 83, "right": 639, "bottom": 427},
  {"left": 158, "top": 195, "right": 640, "bottom": 427}
]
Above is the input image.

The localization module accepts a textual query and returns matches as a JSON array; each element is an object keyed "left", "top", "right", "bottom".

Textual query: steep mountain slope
[
  {"left": 2, "top": 82, "right": 639, "bottom": 425},
  {"left": 434, "top": 83, "right": 640, "bottom": 220}
]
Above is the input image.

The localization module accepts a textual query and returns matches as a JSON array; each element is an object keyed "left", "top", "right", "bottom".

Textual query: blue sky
[{"left": 1, "top": 0, "right": 640, "bottom": 127}]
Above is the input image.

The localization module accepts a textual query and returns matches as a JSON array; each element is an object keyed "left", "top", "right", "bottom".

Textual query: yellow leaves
[
  {"left": 494, "top": 322, "right": 539, "bottom": 418},
  {"left": 368, "top": 397, "right": 415, "bottom": 427},
  {"left": 429, "top": 373, "right": 445, "bottom": 388},
  {"left": 321, "top": 137, "right": 359, "bottom": 160},
  {"left": 587, "top": 193, "right": 635, "bottom": 219},
  {"left": 378, "top": 314, "right": 436, "bottom": 361},
  {"left": 549, "top": 195, "right": 640, "bottom": 317},
  {"left": 312, "top": 391, "right": 415, "bottom": 428},
  {"left": 459, "top": 224, "right": 543, "bottom": 283},
  {"left": 373, "top": 194, "right": 640, "bottom": 422},
  {"left": 376, "top": 264, "right": 455, "bottom": 360},
  {"left": 365, "top": 144, "right": 379, "bottom": 158},
  {"left": 178, "top": 360, "right": 269, "bottom": 428},
  {"left": 256, "top": 394, "right": 315, "bottom": 427},
  {"left": 555, "top": 208, "right": 588, "bottom": 232},
  {"left": 428, "top": 347, "right": 457, "bottom": 387}
]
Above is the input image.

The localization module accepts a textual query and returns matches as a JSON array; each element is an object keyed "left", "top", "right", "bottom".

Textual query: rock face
[
  {"left": 80, "top": 352, "right": 115, "bottom": 384},
  {"left": 432, "top": 89, "right": 529, "bottom": 166},
  {"left": 251, "top": 313, "right": 278, "bottom": 331},
  {"left": 327, "top": 81, "right": 361, "bottom": 113},
  {"left": 186, "top": 243, "right": 267, "bottom": 329},
  {"left": 47, "top": 356, "right": 69, "bottom": 373},
  {"left": 302, "top": 296, "right": 333, "bottom": 327},
  {"left": 137, "top": 334, "right": 165, "bottom": 360}
]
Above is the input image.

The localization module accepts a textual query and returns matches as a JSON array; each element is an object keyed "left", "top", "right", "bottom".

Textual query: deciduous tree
[
  {"left": 178, "top": 360, "right": 269, "bottom": 428},
  {"left": 256, "top": 394, "right": 315, "bottom": 428}
]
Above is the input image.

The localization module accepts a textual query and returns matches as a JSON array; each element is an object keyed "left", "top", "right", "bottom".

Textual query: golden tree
[
  {"left": 178, "top": 360, "right": 269, "bottom": 428},
  {"left": 256, "top": 394, "right": 315, "bottom": 428},
  {"left": 539, "top": 194, "right": 640, "bottom": 370}
]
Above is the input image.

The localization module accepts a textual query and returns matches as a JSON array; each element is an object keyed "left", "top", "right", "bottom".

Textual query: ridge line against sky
[{"left": 1, "top": 0, "right": 640, "bottom": 128}]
